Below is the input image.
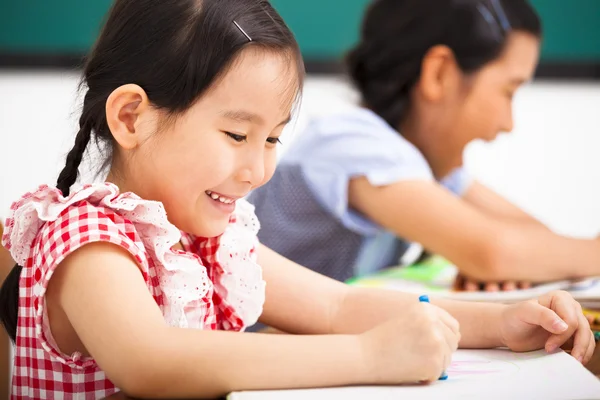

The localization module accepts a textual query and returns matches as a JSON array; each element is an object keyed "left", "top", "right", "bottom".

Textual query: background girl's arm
[
  {"left": 348, "top": 177, "right": 600, "bottom": 282},
  {"left": 463, "top": 181, "right": 548, "bottom": 228},
  {"left": 460, "top": 181, "right": 543, "bottom": 290},
  {"left": 50, "top": 242, "right": 370, "bottom": 399}
]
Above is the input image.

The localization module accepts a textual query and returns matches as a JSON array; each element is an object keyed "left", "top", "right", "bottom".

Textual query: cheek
[
  {"left": 149, "top": 133, "right": 227, "bottom": 195},
  {"left": 461, "top": 94, "right": 499, "bottom": 137},
  {"left": 185, "top": 146, "right": 233, "bottom": 190}
]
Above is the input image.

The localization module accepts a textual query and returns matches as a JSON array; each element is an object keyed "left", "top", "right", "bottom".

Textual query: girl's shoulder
[
  {"left": 2, "top": 183, "right": 163, "bottom": 267},
  {"left": 1, "top": 183, "right": 262, "bottom": 278}
]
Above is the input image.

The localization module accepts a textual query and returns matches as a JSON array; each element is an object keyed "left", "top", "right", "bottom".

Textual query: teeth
[{"left": 206, "top": 190, "right": 234, "bottom": 204}]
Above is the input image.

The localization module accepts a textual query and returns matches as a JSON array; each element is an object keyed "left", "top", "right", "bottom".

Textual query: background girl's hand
[{"left": 454, "top": 274, "right": 531, "bottom": 292}]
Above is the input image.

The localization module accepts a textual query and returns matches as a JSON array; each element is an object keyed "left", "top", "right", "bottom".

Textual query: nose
[
  {"left": 237, "top": 147, "right": 266, "bottom": 187},
  {"left": 501, "top": 105, "right": 514, "bottom": 133}
]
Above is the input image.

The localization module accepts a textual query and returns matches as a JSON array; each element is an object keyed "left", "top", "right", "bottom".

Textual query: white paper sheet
[{"left": 228, "top": 349, "right": 600, "bottom": 400}]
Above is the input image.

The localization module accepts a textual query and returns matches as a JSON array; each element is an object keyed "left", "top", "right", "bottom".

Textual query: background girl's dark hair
[
  {"left": 0, "top": 0, "right": 303, "bottom": 342},
  {"left": 346, "top": 0, "right": 542, "bottom": 128}
]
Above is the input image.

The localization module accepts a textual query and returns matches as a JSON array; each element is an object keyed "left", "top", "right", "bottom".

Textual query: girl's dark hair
[
  {"left": 0, "top": 0, "right": 303, "bottom": 342},
  {"left": 347, "top": 0, "right": 542, "bottom": 128}
]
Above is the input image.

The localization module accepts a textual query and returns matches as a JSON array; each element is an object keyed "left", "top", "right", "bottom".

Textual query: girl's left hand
[{"left": 499, "top": 290, "right": 595, "bottom": 364}]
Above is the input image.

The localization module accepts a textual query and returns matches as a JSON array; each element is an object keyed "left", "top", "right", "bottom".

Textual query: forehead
[
  {"left": 202, "top": 48, "right": 300, "bottom": 123},
  {"left": 485, "top": 31, "right": 540, "bottom": 82}
]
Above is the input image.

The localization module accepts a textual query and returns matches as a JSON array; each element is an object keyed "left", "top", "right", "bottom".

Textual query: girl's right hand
[{"left": 359, "top": 301, "right": 460, "bottom": 384}]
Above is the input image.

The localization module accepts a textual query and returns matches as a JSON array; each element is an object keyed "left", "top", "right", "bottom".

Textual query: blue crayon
[{"left": 419, "top": 295, "right": 448, "bottom": 380}]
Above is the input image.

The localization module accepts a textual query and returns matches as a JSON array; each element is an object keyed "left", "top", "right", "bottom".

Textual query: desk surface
[{"left": 228, "top": 349, "right": 600, "bottom": 400}]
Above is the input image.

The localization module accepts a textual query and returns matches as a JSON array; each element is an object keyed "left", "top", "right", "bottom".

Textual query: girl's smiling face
[{"left": 107, "top": 48, "right": 300, "bottom": 237}]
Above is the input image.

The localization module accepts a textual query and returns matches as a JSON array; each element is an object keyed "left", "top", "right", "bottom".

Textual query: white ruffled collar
[{"left": 2, "top": 182, "right": 265, "bottom": 331}]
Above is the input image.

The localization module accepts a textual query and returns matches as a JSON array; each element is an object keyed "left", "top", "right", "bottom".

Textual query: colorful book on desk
[
  {"left": 347, "top": 256, "right": 600, "bottom": 307},
  {"left": 228, "top": 348, "right": 600, "bottom": 400}
]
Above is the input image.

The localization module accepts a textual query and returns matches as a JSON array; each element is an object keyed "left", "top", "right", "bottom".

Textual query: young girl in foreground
[
  {"left": 250, "top": 0, "right": 600, "bottom": 291},
  {"left": 0, "top": 0, "right": 594, "bottom": 398}
]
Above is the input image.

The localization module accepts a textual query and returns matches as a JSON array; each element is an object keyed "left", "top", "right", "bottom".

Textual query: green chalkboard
[
  {"left": 270, "top": 0, "right": 600, "bottom": 61},
  {"left": 269, "top": 0, "right": 370, "bottom": 59},
  {"left": 1, "top": 0, "right": 599, "bottom": 62},
  {"left": 0, "top": 1, "right": 111, "bottom": 53}
]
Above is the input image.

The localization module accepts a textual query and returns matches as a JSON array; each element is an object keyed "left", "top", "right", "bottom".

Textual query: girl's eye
[
  {"left": 225, "top": 132, "right": 247, "bottom": 142},
  {"left": 267, "top": 137, "right": 282, "bottom": 145}
]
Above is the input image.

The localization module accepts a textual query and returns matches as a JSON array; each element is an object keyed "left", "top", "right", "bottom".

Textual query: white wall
[{"left": 1, "top": 71, "right": 600, "bottom": 237}]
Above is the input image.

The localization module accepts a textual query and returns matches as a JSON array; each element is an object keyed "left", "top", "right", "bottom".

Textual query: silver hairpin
[
  {"left": 476, "top": 3, "right": 503, "bottom": 40},
  {"left": 490, "top": 0, "right": 511, "bottom": 31},
  {"left": 233, "top": 20, "right": 253, "bottom": 42}
]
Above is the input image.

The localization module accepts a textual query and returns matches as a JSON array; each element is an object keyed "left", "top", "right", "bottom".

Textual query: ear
[
  {"left": 105, "top": 84, "right": 152, "bottom": 150},
  {"left": 417, "top": 45, "right": 461, "bottom": 103}
]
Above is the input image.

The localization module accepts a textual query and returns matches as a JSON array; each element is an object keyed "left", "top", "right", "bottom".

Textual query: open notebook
[
  {"left": 228, "top": 349, "right": 600, "bottom": 400},
  {"left": 347, "top": 256, "right": 600, "bottom": 307}
]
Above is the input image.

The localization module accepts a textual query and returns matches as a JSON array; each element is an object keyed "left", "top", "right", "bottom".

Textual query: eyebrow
[{"left": 221, "top": 110, "right": 291, "bottom": 127}]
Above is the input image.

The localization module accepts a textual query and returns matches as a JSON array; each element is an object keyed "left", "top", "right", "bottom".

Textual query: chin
[
  {"left": 194, "top": 219, "right": 230, "bottom": 238},
  {"left": 482, "top": 131, "right": 501, "bottom": 142},
  {"left": 450, "top": 154, "right": 464, "bottom": 171}
]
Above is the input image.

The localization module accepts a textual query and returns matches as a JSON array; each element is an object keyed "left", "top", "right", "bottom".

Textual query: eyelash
[
  {"left": 224, "top": 132, "right": 282, "bottom": 145},
  {"left": 225, "top": 132, "right": 247, "bottom": 142}
]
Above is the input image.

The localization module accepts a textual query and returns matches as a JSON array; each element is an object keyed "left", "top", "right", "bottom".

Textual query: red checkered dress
[{"left": 2, "top": 183, "right": 265, "bottom": 399}]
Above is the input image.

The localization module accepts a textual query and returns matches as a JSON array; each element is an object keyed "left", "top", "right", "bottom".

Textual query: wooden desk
[
  {"left": 102, "top": 393, "right": 227, "bottom": 400},
  {"left": 588, "top": 343, "right": 600, "bottom": 378},
  {"left": 0, "top": 221, "right": 13, "bottom": 397}
]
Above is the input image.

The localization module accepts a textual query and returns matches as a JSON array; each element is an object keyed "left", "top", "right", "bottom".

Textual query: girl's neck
[
  {"left": 105, "top": 165, "right": 136, "bottom": 196},
  {"left": 105, "top": 167, "right": 185, "bottom": 252}
]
